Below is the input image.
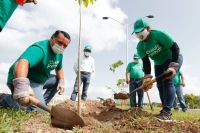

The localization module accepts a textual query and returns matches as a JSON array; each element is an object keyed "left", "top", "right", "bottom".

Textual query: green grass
[
  {"left": 0, "top": 106, "right": 200, "bottom": 132},
  {"left": 0, "top": 108, "right": 39, "bottom": 132}
]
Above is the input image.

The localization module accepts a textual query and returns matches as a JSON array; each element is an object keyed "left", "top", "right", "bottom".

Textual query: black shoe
[
  {"left": 174, "top": 108, "right": 179, "bottom": 111},
  {"left": 154, "top": 110, "right": 163, "bottom": 117},
  {"left": 155, "top": 110, "right": 172, "bottom": 122}
]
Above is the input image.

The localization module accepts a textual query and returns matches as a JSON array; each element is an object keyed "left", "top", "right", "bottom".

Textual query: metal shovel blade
[
  {"left": 50, "top": 106, "right": 84, "bottom": 129},
  {"left": 29, "top": 96, "right": 84, "bottom": 129}
]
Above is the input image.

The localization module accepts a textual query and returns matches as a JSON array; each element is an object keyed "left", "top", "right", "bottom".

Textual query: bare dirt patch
[{"left": 20, "top": 98, "right": 200, "bottom": 133}]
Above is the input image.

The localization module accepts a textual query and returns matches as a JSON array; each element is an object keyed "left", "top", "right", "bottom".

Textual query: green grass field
[{"left": 0, "top": 106, "right": 200, "bottom": 132}]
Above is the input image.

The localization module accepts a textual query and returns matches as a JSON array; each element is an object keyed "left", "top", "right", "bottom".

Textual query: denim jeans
[
  {"left": 173, "top": 85, "right": 187, "bottom": 111},
  {"left": 129, "top": 79, "right": 144, "bottom": 107},
  {"left": 155, "top": 54, "right": 183, "bottom": 113},
  {"left": 0, "top": 74, "right": 59, "bottom": 112},
  {"left": 70, "top": 73, "right": 91, "bottom": 101}
]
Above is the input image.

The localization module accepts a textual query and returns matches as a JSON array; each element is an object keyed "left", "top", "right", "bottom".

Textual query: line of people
[{"left": 0, "top": 1, "right": 188, "bottom": 122}]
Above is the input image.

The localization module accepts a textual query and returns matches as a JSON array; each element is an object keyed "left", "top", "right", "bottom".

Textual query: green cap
[
  {"left": 84, "top": 46, "right": 92, "bottom": 51},
  {"left": 131, "top": 18, "right": 149, "bottom": 34},
  {"left": 133, "top": 53, "right": 140, "bottom": 58}
]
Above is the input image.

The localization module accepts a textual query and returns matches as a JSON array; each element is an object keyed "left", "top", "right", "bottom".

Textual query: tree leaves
[{"left": 76, "top": 0, "right": 96, "bottom": 7}]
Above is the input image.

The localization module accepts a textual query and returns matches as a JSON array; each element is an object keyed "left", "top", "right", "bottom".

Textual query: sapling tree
[{"left": 109, "top": 60, "right": 126, "bottom": 93}]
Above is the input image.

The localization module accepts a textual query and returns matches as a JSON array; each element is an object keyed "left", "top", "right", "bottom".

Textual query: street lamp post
[{"left": 103, "top": 15, "right": 154, "bottom": 66}]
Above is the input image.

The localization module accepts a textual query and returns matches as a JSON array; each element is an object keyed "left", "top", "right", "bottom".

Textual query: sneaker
[
  {"left": 155, "top": 110, "right": 172, "bottom": 122},
  {"left": 182, "top": 109, "right": 187, "bottom": 112},
  {"left": 174, "top": 108, "right": 179, "bottom": 111},
  {"left": 154, "top": 110, "right": 163, "bottom": 117}
]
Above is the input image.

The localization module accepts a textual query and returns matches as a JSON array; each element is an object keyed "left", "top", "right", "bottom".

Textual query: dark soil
[{"left": 20, "top": 98, "right": 200, "bottom": 133}]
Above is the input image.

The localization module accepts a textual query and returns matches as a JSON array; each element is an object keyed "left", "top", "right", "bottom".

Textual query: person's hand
[
  {"left": 13, "top": 78, "right": 35, "bottom": 106},
  {"left": 164, "top": 68, "right": 176, "bottom": 80},
  {"left": 142, "top": 74, "right": 153, "bottom": 92},
  {"left": 25, "top": 0, "right": 37, "bottom": 4},
  {"left": 126, "top": 79, "right": 130, "bottom": 84},
  {"left": 182, "top": 82, "right": 186, "bottom": 87},
  {"left": 57, "top": 79, "right": 65, "bottom": 95},
  {"left": 169, "top": 62, "right": 179, "bottom": 71}
]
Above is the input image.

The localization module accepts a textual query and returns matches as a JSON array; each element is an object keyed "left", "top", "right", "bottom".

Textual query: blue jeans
[
  {"left": 155, "top": 54, "right": 183, "bottom": 113},
  {"left": 129, "top": 79, "right": 144, "bottom": 107},
  {"left": 0, "top": 75, "right": 59, "bottom": 112},
  {"left": 70, "top": 73, "right": 91, "bottom": 101},
  {"left": 173, "top": 85, "right": 187, "bottom": 111}
]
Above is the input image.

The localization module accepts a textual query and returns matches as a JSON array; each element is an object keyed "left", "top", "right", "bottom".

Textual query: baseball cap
[
  {"left": 131, "top": 18, "right": 149, "bottom": 34},
  {"left": 84, "top": 46, "right": 92, "bottom": 51},
  {"left": 133, "top": 53, "right": 140, "bottom": 59}
]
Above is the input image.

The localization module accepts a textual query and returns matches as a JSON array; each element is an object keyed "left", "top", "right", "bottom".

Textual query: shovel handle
[
  {"left": 146, "top": 92, "right": 153, "bottom": 110},
  {"left": 29, "top": 96, "right": 51, "bottom": 113},
  {"left": 129, "top": 71, "right": 173, "bottom": 98}
]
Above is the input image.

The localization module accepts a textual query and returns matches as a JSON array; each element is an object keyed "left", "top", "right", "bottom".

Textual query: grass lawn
[{"left": 0, "top": 106, "right": 200, "bottom": 132}]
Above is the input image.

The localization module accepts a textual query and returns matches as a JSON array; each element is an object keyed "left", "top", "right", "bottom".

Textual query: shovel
[
  {"left": 114, "top": 71, "right": 173, "bottom": 100},
  {"left": 29, "top": 96, "right": 84, "bottom": 129}
]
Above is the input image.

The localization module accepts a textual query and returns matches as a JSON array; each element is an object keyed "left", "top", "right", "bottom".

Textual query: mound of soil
[{"left": 20, "top": 98, "right": 200, "bottom": 133}]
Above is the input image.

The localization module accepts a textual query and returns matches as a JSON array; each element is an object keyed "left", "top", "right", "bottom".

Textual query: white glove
[
  {"left": 57, "top": 79, "right": 65, "bottom": 95},
  {"left": 13, "top": 78, "right": 35, "bottom": 106}
]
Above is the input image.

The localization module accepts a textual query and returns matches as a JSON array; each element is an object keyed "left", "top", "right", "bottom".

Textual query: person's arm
[
  {"left": 180, "top": 74, "right": 185, "bottom": 87},
  {"left": 55, "top": 68, "right": 64, "bottom": 80},
  {"left": 55, "top": 68, "right": 65, "bottom": 95},
  {"left": 125, "top": 70, "right": 130, "bottom": 84},
  {"left": 142, "top": 55, "right": 151, "bottom": 75},
  {"left": 14, "top": 59, "right": 29, "bottom": 78},
  {"left": 169, "top": 42, "right": 180, "bottom": 63},
  {"left": 73, "top": 59, "right": 78, "bottom": 74},
  {"left": 12, "top": 46, "right": 44, "bottom": 106},
  {"left": 91, "top": 59, "right": 95, "bottom": 73}
]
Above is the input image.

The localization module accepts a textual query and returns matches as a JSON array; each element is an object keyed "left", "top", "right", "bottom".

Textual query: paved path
[{"left": 187, "top": 109, "right": 200, "bottom": 112}]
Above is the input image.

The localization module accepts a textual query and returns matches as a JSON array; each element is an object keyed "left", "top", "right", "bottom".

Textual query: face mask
[
  {"left": 51, "top": 43, "right": 65, "bottom": 54},
  {"left": 134, "top": 59, "right": 139, "bottom": 64},
  {"left": 84, "top": 52, "right": 90, "bottom": 56},
  {"left": 136, "top": 29, "right": 149, "bottom": 41}
]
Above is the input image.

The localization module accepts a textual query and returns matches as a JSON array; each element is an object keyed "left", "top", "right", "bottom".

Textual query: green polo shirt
[
  {"left": 126, "top": 62, "right": 143, "bottom": 78},
  {"left": 7, "top": 40, "right": 63, "bottom": 83},
  {"left": 137, "top": 30, "right": 175, "bottom": 65},
  {"left": 174, "top": 71, "right": 182, "bottom": 85}
]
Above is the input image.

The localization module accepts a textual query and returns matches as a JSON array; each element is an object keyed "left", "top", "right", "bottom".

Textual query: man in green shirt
[
  {"left": 0, "top": 0, "right": 37, "bottom": 32},
  {"left": 0, "top": 30, "right": 70, "bottom": 112},
  {"left": 126, "top": 53, "right": 144, "bottom": 108},
  {"left": 173, "top": 70, "right": 187, "bottom": 112},
  {"left": 132, "top": 18, "right": 183, "bottom": 121}
]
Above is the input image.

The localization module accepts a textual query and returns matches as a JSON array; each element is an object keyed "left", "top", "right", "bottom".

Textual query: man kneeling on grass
[{"left": 0, "top": 30, "right": 70, "bottom": 112}]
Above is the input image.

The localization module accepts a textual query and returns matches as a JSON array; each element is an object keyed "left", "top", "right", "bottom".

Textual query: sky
[{"left": 0, "top": 0, "right": 200, "bottom": 103}]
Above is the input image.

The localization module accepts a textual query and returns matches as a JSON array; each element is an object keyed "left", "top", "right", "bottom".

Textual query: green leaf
[
  {"left": 90, "top": 0, "right": 94, "bottom": 4},
  {"left": 83, "top": 0, "right": 89, "bottom": 7}
]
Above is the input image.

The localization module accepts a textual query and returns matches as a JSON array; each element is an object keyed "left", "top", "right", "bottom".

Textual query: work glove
[
  {"left": 142, "top": 74, "right": 153, "bottom": 92},
  {"left": 15, "top": 0, "right": 37, "bottom": 6},
  {"left": 57, "top": 79, "right": 65, "bottom": 95},
  {"left": 13, "top": 78, "right": 35, "bottom": 106},
  {"left": 164, "top": 62, "right": 179, "bottom": 80}
]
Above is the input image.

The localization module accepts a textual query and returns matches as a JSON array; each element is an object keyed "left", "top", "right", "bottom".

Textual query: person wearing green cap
[
  {"left": 132, "top": 18, "right": 183, "bottom": 121},
  {"left": 0, "top": 0, "right": 37, "bottom": 32},
  {"left": 70, "top": 46, "right": 95, "bottom": 101},
  {"left": 126, "top": 53, "right": 144, "bottom": 108}
]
